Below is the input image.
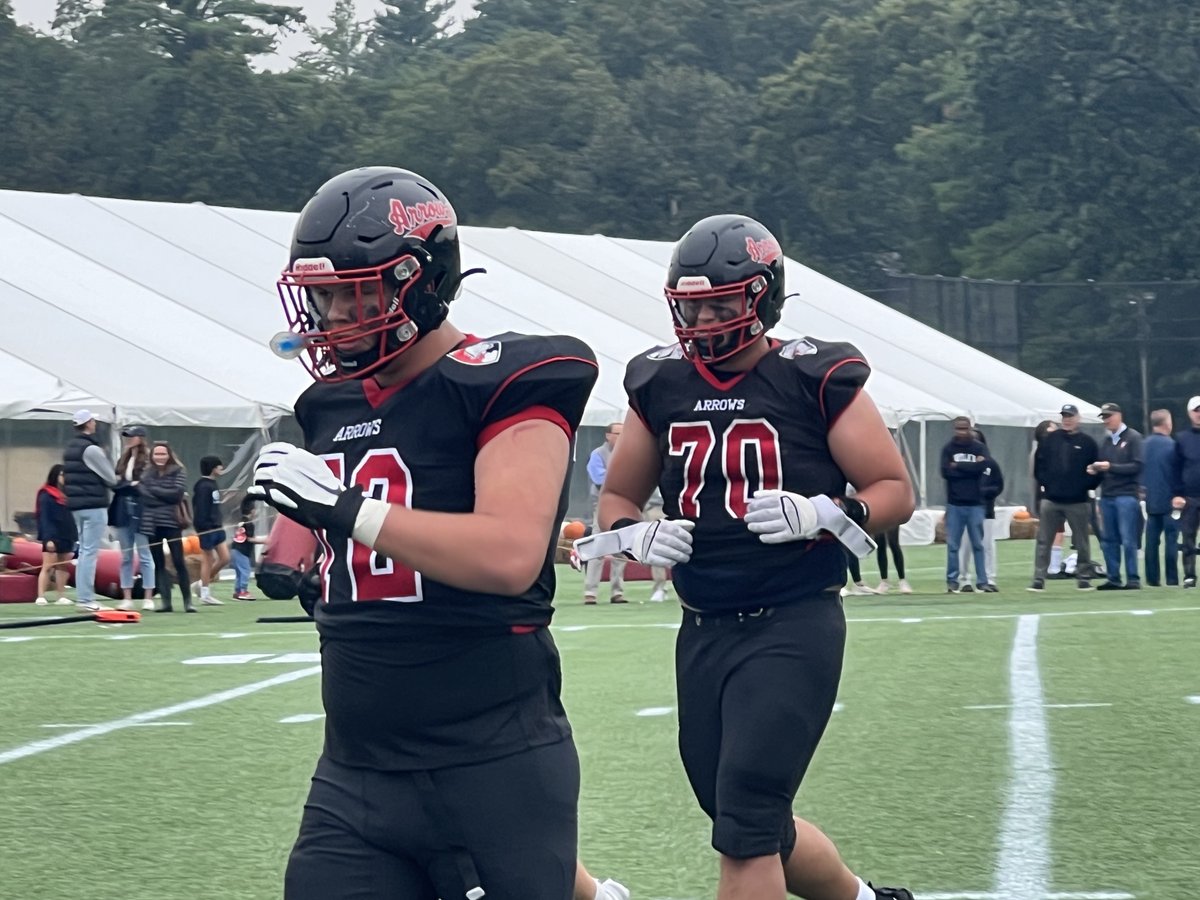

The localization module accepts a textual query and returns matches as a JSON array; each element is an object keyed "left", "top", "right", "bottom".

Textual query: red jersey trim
[
  {"left": 819, "top": 357, "right": 867, "bottom": 426},
  {"left": 361, "top": 335, "right": 484, "bottom": 409},
  {"left": 693, "top": 359, "right": 751, "bottom": 392},
  {"left": 477, "top": 405, "right": 572, "bottom": 449},
  {"left": 479, "top": 356, "right": 599, "bottom": 422}
]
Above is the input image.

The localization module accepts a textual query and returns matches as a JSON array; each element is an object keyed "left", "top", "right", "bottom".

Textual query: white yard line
[
  {"left": 0, "top": 666, "right": 320, "bottom": 765},
  {"left": 996, "top": 615, "right": 1053, "bottom": 900},
  {"left": 1, "top": 605, "right": 1199, "bottom": 640}
]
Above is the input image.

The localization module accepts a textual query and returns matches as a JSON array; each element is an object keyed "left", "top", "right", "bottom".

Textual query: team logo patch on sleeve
[
  {"left": 779, "top": 339, "right": 818, "bottom": 359},
  {"left": 647, "top": 344, "right": 685, "bottom": 361},
  {"left": 447, "top": 340, "right": 502, "bottom": 366}
]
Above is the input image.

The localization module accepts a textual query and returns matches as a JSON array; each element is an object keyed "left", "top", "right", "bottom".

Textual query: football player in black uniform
[
  {"left": 249, "top": 167, "right": 602, "bottom": 900},
  {"left": 589, "top": 215, "right": 916, "bottom": 900}
]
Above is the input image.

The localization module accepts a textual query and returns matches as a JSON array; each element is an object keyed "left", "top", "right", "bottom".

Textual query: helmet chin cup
[{"left": 395, "top": 321, "right": 418, "bottom": 342}]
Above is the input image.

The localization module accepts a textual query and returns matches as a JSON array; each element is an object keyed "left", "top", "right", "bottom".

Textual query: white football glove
[
  {"left": 744, "top": 490, "right": 820, "bottom": 544},
  {"left": 745, "top": 490, "right": 877, "bottom": 558},
  {"left": 574, "top": 519, "right": 695, "bottom": 567},
  {"left": 248, "top": 442, "right": 388, "bottom": 545}
]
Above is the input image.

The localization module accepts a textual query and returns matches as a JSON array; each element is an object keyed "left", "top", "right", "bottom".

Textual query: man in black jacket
[
  {"left": 941, "top": 416, "right": 989, "bottom": 593},
  {"left": 1091, "top": 402, "right": 1144, "bottom": 589},
  {"left": 62, "top": 409, "right": 119, "bottom": 610},
  {"left": 1171, "top": 396, "right": 1200, "bottom": 588},
  {"left": 1030, "top": 405, "right": 1098, "bottom": 591}
]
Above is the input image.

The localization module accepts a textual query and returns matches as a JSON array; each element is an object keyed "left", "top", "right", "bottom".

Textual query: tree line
[{"left": 4, "top": 0, "right": 1199, "bottom": 421}]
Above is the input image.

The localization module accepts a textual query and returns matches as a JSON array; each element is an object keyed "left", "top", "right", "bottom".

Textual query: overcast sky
[{"left": 11, "top": 0, "right": 480, "bottom": 69}]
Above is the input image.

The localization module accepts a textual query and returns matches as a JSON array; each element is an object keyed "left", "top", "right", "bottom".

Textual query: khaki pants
[{"left": 584, "top": 509, "right": 627, "bottom": 598}]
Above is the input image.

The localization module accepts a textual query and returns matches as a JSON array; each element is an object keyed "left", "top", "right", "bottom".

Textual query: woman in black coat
[
  {"left": 138, "top": 441, "right": 194, "bottom": 612},
  {"left": 35, "top": 464, "right": 77, "bottom": 606}
]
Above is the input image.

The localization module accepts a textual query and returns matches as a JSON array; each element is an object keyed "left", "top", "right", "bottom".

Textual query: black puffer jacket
[{"left": 138, "top": 466, "right": 187, "bottom": 535}]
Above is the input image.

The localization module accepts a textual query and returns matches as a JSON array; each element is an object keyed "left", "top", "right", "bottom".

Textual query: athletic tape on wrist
[{"left": 351, "top": 496, "right": 390, "bottom": 548}]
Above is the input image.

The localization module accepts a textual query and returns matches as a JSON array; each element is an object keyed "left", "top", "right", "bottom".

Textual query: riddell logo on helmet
[
  {"left": 292, "top": 257, "right": 335, "bottom": 275},
  {"left": 745, "top": 236, "right": 781, "bottom": 265},
  {"left": 388, "top": 199, "right": 455, "bottom": 239}
]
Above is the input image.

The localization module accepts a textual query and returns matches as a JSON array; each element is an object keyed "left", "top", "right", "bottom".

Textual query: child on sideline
[{"left": 231, "top": 497, "right": 265, "bottom": 600}]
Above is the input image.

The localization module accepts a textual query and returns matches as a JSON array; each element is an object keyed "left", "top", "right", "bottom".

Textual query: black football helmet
[
  {"left": 665, "top": 214, "right": 786, "bottom": 364},
  {"left": 276, "top": 167, "right": 464, "bottom": 381}
]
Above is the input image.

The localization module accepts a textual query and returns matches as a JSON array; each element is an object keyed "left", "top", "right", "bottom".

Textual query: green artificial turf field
[{"left": 2, "top": 540, "right": 1197, "bottom": 899}]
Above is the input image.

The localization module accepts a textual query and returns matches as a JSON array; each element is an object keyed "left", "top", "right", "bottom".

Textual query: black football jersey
[
  {"left": 294, "top": 332, "right": 597, "bottom": 770},
  {"left": 625, "top": 337, "right": 869, "bottom": 612}
]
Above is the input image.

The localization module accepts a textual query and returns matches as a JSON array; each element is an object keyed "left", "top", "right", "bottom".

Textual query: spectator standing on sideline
[
  {"left": 957, "top": 428, "right": 1003, "bottom": 592},
  {"left": 35, "top": 464, "right": 77, "bottom": 606},
  {"left": 583, "top": 423, "right": 626, "bottom": 604},
  {"left": 1091, "top": 402, "right": 1144, "bottom": 590},
  {"left": 139, "top": 441, "right": 194, "bottom": 613},
  {"left": 111, "top": 425, "right": 156, "bottom": 611},
  {"left": 1030, "top": 419, "right": 1068, "bottom": 575},
  {"left": 1030, "top": 405, "right": 1098, "bottom": 591},
  {"left": 873, "top": 526, "right": 910, "bottom": 594},
  {"left": 941, "top": 415, "right": 989, "bottom": 593},
  {"left": 644, "top": 488, "right": 671, "bottom": 602},
  {"left": 1171, "top": 396, "right": 1200, "bottom": 589},
  {"left": 193, "top": 455, "right": 229, "bottom": 605},
  {"left": 230, "top": 496, "right": 264, "bottom": 601},
  {"left": 62, "top": 409, "right": 118, "bottom": 610},
  {"left": 1141, "top": 409, "right": 1179, "bottom": 587}
]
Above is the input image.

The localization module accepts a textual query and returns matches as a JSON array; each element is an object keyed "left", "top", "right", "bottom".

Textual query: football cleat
[{"left": 870, "top": 886, "right": 914, "bottom": 900}]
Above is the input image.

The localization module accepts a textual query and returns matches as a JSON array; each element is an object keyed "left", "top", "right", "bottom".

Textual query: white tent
[
  {"left": 0, "top": 189, "right": 1097, "bottom": 429},
  {"left": 0, "top": 190, "right": 1098, "bottom": 524}
]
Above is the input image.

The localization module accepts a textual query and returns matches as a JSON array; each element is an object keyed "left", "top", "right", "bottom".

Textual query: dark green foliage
[{"left": 3, "top": 0, "right": 1199, "bottom": 419}]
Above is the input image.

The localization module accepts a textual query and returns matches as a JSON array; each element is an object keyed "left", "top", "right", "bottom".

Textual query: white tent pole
[{"left": 919, "top": 420, "right": 928, "bottom": 509}]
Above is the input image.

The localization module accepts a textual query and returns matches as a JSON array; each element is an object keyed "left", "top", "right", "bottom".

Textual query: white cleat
[
  {"left": 649, "top": 588, "right": 666, "bottom": 602},
  {"left": 117, "top": 599, "right": 135, "bottom": 611},
  {"left": 142, "top": 599, "right": 157, "bottom": 611},
  {"left": 35, "top": 597, "right": 48, "bottom": 606},
  {"left": 55, "top": 597, "right": 75, "bottom": 606},
  {"left": 200, "top": 595, "right": 224, "bottom": 606},
  {"left": 898, "top": 579, "right": 913, "bottom": 594},
  {"left": 875, "top": 580, "right": 891, "bottom": 594}
]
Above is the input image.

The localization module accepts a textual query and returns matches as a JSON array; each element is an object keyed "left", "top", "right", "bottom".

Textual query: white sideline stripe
[
  {"left": 2, "top": 604, "right": 1199, "bottom": 641},
  {"left": 997, "top": 615, "right": 1052, "bottom": 900},
  {"left": 964, "top": 703, "right": 1111, "bottom": 711},
  {"left": 279, "top": 713, "right": 325, "bottom": 724},
  {"left": 41, "top": 721, "right": 192, "bottom": 728},
  {"left": 0, "top": 666, "right": 321, "bottom": 765},
  {"left": 635, "top": 706, "right": 674, "bottom": 717},
  {"left": 1186, "top": 695, "right": 1200, "bottom": 705}
]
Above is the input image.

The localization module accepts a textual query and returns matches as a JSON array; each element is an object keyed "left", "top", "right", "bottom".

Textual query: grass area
[{"left": 1, "top": 540, "right": 1198, "bottom": 899}]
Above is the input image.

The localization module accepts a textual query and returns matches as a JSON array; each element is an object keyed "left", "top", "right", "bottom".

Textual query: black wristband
[
  {"left": 835, "top": 496, "right": 869, "bottom": 529},
  {"left": 611, "top": 517, "right": 640, "bottom": 531}
]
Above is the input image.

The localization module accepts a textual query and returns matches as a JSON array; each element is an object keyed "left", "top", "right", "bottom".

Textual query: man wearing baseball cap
[
  {"left": 1090, "top": 403, "right": 1144, "bottom": 589},
  {"left": 1029, "top": 402, "right": 1100, "bottom": 591},
  {"left": 62, "top": 410, "right": 120, "bottom": 610},
  {"left": 1170, "top": 396, "right": 1200, "bottom": 588}
]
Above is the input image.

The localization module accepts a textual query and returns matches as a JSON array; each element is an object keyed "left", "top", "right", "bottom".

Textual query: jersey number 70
[
  {"left": 322, "top": 449, "right": 423, "bottom": 603},
  {"left": 668, "top": 419, "right": 782, "bottom": 519}
]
